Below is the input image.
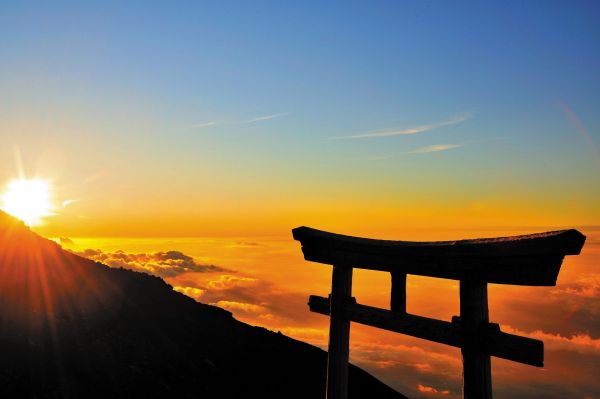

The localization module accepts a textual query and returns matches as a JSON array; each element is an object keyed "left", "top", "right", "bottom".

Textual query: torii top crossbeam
[{"left": 293, "top": 226, "right": 586, "bottom": 286}]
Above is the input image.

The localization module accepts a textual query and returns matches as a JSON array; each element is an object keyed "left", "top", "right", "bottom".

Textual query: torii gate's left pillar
[{"left": 326, "top": 265, "right": 353, "bottom": 399}]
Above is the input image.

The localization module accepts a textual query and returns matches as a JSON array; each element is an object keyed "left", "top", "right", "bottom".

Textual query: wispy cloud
[
  {"left": 407, "top": 137, "right": 504, "bottom": 154},
  {"left": 358, "top": 137, "right": 502, "bottom": 160},
  {"left": 242, "top": 112, "right": 289, "bottom": 124},
  {"left": 408, "top": 144, "right": 463, "bottom": 154},
  {"left": 62, "top": 199, "right": 79, "bottom": 208},
  {"left": 501, "top": 325, "right": 600, "bottom": 355},
  {"left": 417, "top": 384, "right": 450, "bottom": 396},
  {"left": 183, "top": 112, "right": 290, "bottom": 129},
  {"left": 337, "top": 113, "right": 471, "bottom": 139},
  {"left": 185, "top": 121, "right": 218, "bottom": 130}
]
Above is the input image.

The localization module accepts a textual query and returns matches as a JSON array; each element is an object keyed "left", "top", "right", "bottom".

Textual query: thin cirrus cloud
[
  {"left": 62, "top": 199, "right": 80, "bottom": 208},
  {"left": 407, "top": 137, "right": 506, "bottom": 155},
  {"left": 407, "top": 137, "right": 508, "bottom": 155},
  {"left": 241, "top": 112, "right": 290, "bottom": 124},
  {"left": 408, "top": 144, "right": 463, "bottom": 154},
  {"left": 338, "top": 113, "right": 471, "bottom": 139},
  {"left": 184, "top": 121, "right": 218, "bottom": 130},
  {"left": 184, "top": 112, "right": 289, "bottom": 129}
]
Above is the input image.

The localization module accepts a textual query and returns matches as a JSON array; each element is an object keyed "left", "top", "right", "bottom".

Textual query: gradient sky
[
  {"left": 2, "top": 2, "right": 600, "bottom": 398},
  {"left": 0, "top": 1, "right": 598, "bottom": 237}
]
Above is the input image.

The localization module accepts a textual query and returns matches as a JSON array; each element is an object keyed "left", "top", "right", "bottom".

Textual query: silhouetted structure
[{"left": 293, "top": 226, "right": 586, "bottom": 399}]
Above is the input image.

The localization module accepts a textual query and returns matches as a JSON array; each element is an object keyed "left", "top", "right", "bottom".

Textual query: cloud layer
[
  {"left": 75, "top": 249, "right": 224, "bottom": 277},
  {"left": 74, "top": 232, "right": 600, "bottom": 399}
]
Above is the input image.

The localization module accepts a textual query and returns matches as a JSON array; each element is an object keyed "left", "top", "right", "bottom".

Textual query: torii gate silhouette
[{"left": 292, "top": 226, "right": 586, "bottom": 399}]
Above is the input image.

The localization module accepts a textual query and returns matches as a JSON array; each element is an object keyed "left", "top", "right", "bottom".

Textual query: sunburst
[{"left": 1, "top": 178, "right": 53, "bottom": 226}]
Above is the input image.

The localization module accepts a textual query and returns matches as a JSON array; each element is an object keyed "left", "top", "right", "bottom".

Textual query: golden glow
[{"left": 1, "top": 179, "right": 53, "bottom": 226}]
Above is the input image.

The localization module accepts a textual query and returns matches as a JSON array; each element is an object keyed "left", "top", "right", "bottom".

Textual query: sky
[
  {"left": 0, "top": 1, "right": 599, "bottom": 237},
  {"left": 1, "top": 1, "right": 600, "bottom": 398}
]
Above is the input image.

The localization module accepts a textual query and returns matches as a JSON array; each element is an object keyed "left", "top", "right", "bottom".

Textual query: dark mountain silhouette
[{"left": 0, "top": 211, "right": 405, "bottom": 399}]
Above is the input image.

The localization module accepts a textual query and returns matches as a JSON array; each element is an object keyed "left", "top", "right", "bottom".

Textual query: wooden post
[
  {"left": 326, "top": 265, "right": 353, "bottom": 399},
  {"left": 460, "top": 280, "right": 492, "bottom": 399},
  {"left": 390, "top": 272, "right": 407, "bottom": 313}
]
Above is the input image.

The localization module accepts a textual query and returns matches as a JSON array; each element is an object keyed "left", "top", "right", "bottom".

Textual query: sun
[{"left": 1, "top": 178, "right": 53, "bottom": 226}]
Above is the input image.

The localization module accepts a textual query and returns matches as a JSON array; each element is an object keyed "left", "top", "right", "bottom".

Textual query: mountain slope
[{"left": 0, "top": 211, "right": 405, "bottom": 398}]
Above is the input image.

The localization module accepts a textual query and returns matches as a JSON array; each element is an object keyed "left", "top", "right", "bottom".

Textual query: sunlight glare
[{"left": 1, "top": 179, "right": 53, "bottom": 226}]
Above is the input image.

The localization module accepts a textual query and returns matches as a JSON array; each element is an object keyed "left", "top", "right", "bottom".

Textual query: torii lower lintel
[{"left": 292, "top": 226, "right": 586, "bottom": 399}]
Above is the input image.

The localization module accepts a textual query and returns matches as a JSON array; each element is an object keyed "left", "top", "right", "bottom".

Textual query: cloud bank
[
  {"left": 74, "top": 234, "right": 600, "bottom": 399},
  {"left": 75, "top": 249, "right": 224, "bottom": 277}
]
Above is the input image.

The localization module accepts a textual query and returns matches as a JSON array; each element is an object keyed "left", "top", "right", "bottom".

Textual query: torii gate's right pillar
[{"left": 460, "top": 280, "right": 492, "bottom": 399}]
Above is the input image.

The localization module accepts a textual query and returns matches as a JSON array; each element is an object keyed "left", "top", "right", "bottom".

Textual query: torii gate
[{"left": 292, "top": 226, "right": 586, "bottom": 399}]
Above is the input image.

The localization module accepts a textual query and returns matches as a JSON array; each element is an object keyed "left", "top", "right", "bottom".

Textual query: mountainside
[{"left": 0, "top": 211, "right": 405, "bottom": 398}]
